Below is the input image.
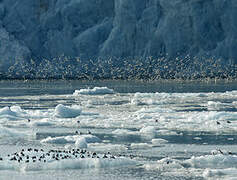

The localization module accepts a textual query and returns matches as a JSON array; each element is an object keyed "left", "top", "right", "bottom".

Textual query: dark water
[{"left": 1, "top": 79, "right": 237, "bottom": 96}]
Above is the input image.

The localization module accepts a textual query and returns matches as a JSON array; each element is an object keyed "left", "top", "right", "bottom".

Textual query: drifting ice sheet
[
  {"left": 73, "top": 87, "right": 114, "bottom": 95},
  {"left": 54, "top": 104, "right": 82, "bottom": 118}
]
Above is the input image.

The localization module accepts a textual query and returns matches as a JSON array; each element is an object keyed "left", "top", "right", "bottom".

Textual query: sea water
[{"left": 0, "top": 80, "right": 237, "bottom": 180}]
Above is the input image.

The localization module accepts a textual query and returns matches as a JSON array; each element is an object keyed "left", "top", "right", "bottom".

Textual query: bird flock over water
[{"left": 2, "top": 55, "right": 237, "bottom": 80}]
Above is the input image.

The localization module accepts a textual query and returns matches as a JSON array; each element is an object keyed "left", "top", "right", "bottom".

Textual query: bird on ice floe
[{"left": 2, "top": 148, "right": 125, "bottom": 163}]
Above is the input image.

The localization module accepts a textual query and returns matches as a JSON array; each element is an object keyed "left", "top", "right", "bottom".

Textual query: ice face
[{"left": 1, "top": 0, "right": 237, "bottom": 74}]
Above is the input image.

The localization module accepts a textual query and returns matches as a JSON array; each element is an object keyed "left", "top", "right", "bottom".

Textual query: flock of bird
[
  {"left": 3, "top": 55, "right": 237, "bottom": 80},
  {"left": 0, "top": 148, "right": 118, "bottom": 164}
]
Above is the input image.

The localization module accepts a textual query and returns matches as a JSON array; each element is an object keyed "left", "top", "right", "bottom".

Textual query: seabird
[
  {"left": 218, "top": 149, "right": 224, "bottom": 154},
  {"left": 75, "top": 130, "right": 82, "bottom": 135},
  {"left": 34, "top": 149, "right": 39, "bottom": 152},
  {"left": 32, "top": 156, "right": 37, "bottom": 159},
  {"left": 110, "top": 155, "right": 115, "bottom": 159},
  {"left": 10, "top": 157, "right": 17, "bottom": 161}
]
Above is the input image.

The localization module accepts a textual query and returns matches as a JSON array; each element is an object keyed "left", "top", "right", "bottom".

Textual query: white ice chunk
[
  {"left": 0, "top": 107, "right": 17, "bottom": 117},
  {"left": 21, "top": 157, "right": 136, "bottom": 171},
  {"left": 130, "top": 143, "right": 151, "bottom": 149},
  {"left": 80, "top": 134, "right": 102, "bottom": 143},
  {"left": 203, "top": 168, "right": 237, "bottom": 178},
  {"left": 75, "top": 137, "right": 88, "bottom": 148},
  {"left": 112, "top": 129, "right": 136, "bottom": 135},
  {"left": 29, "top": 118, "right": 55, "bottom": 127},
  {"left": 54, "top": 104, "right": 81, "bottom": 118},
  {"left": 151, "top": 138, "right": 168, "bottom": 145},
  {"left": 157, "top": 130, "right": 180, "bottom": 136},
  {"left": 88, "top": 143, "right": 128, "bottom": 151},
  {"left": 73, "top": 87, "right": 114, "bottom": 95},
  {"left": 185, "top": 154, "right": 237, "bottom": 169},
  {"left": 40, "top": 136, "right": 75, "bottom": 144},
  {"left": 41, "top": 134, "right": 101, "bottom": 145},
  {"left": 0, "top": 125, "right": 27, "bottom": 138},
  {"left": 140, "top": 126, "right": 156, "bottom": 134},
  {"left": 143, "top": 157, "right": 184, "bottom": 171}
]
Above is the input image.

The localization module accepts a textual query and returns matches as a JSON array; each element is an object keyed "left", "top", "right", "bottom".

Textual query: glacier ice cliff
[{"left": 0, "top": 0, "right": 237, "bottom": 79}]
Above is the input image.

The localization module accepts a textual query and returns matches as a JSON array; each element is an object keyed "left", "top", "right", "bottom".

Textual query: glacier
[{"left": 0, "top": 0, "right": 237, "bottom": 78}]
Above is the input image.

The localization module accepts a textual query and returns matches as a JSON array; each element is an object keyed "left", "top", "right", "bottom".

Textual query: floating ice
[
  {"left": 29, "top": 118, "right": 55, "bottom": 127},
  {"left": 203, "top": 168, "right": 237, "bottom": 178},
  {"left": 156, "top": 130, "right": 180, "bottom": 136},
  {"left": 10, "top": 106, "right": 25, "bottom": 114},
  {"left": 193, "top": 137, "right": 202, "bottom": 141},
  {"left": 184, "top": 154, "right": 237, "bottom": 169},
  {"left": 0, "top": 106, "right": 28, "bottom": 122},
  {"left": 143, "top": 153, "right": 237, "bottom": 179},
  {"left": 75, "top": 137, "right": 88, "bottom": 148},
  {"left": 88, "top": 143, "right": 128, "bottom": 151},
  {"left": 0, "top": 125, "right": 27, "bottom": 138},
  {"left": 54, "top": 104, "right": 82, "bottom": 118},
  {"left": 140, "top": 126, "right": 156, "bottom": 135},
  {"left": 44, "top": 157, "right": 136, "bottom": 171},
  {"left": 41, "top": 134, "right": 101, "bottom": 145},
  {"left": 151, "top": 138, "right": 168, "bottom": 145},
  {"left": 41, "top": 136, "right": 76, "bottom": 144},
  {"left": 143, "top": 157, "right": 184, "bottom": 171},
  {"left": 130, "top": 143, "right": 151, "bottom": 149},
  {"left": 112, "top": 129, "right": 136, "bottom": 135},
  {"left": 73, "top": 87, "right": 114, "bottom": 95},
  {"left": 0, "top": 148, "right": 137, "bottom": 172},
  {"left": 0, "top": 107, "right": 17, "bottom": 118},
  {"left": 207, "top": 101, "right": 230, "bottom": 111}
]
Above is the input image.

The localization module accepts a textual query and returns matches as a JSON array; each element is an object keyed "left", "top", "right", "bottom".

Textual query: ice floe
[
  {"left": 0, "top": 148, "right": 137, "bottom": 172},
  {"left": 73, "top": 87, "right": 114, "bottom": 95},
  {"left": 130, "top": 143, "right": 151, "bottom": 149},
  {"left": 143, "top": 150, "right": 237, "bottom": 179},
  {"left": 140, "top": 126, "right": 156, "bottom": 135},
  {"left": 54, "top": 104, "right": 82, "bottom": 118},
  {"left": 41, "top": 134, "right": 101, "bottom": 146},
  {"left": 151, "top": 138, "right": 169, "bottom": 145},
  {"left": 184, "top": 154, "right": 237, "bottom": 169},
  {"left": 0, "top": 107, "right": 18, "bottom": 117},
  {"left": 0, "top": 125, "right": 28, "bottom": 138},
  {"left": 112, "top": 129, "right": 136, "bottom": 135}
]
